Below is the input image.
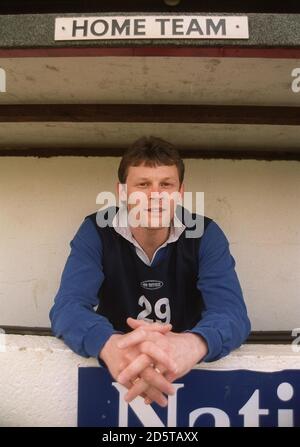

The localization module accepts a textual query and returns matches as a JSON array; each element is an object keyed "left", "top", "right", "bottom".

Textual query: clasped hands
[{"left": 99, "top": 317, "right": 208, "bottom": 407}]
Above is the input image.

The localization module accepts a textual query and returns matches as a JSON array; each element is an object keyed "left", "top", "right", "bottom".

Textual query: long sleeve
[
  {"left": 49, "top": 217, "right": 116, "bottom": 358},
  {"left": 187, "top": 220, "right": 251, "bottom": 362}
]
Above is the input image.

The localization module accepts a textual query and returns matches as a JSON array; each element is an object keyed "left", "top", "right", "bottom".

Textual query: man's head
[
  {"left": 117, "top": 137, "right": 185, "bottom": 228},
  {"left": 118, "top": 136, "right": 184, "bottom": 185}
]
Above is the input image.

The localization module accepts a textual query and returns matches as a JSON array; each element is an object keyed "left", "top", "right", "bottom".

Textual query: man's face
[{"left": 120, "top": 163, "right": 183, "bottom": 228}]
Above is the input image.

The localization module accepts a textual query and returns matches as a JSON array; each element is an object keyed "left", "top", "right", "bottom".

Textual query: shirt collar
[{"left": 112, "top": 205, "right": 186, "bottom": 248}]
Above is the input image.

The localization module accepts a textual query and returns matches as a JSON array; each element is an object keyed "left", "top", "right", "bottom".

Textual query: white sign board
[{"left": 55, "top": 15, "right": 249, "bottom": 41}]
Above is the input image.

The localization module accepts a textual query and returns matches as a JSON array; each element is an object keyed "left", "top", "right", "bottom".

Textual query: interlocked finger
[
  {"left": 124, "top": 375, "right": 168, "bottom": 407},
  {"left": 118, "top": 345, "right": 176, "bottom": 386}
]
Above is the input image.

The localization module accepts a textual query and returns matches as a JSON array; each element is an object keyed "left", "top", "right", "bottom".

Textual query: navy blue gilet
[{"left": 86, "top": 207, "right": 211, "bottom": 334}]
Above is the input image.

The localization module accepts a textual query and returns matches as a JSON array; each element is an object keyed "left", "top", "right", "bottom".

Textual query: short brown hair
[{"left": 118, "top": 136, "right": 185, "bottom": 184}]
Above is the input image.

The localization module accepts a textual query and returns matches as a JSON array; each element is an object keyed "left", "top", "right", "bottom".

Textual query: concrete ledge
[{"left": 0, "top": 335, "right": 300, "bottom": 426}]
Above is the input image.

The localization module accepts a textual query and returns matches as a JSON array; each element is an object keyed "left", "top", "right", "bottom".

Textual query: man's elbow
[
  {"left": 242, "top": 313, "right": 251, "bottom": 341},
  {"left": 235, "top": 313, "right": 251, "bottom": 348},
  {"left": 49, "top": 302, "right": 62, "bottom": 338}
]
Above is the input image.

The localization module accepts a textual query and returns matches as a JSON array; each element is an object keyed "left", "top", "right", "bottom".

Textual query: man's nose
[
  {"left": 148, "top": 182, "right": 164, "bottom": 193},
  {"left": 147, "top": 184, "right": 162, "bottom": 199}
]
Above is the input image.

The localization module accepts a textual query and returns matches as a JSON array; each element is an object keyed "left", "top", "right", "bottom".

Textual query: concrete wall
[
  {"left": 0, "top": 335, "right": 299, "bottom": 427},
  {"left": 0, "top": 156, "right": 300, "bottom": 330}
]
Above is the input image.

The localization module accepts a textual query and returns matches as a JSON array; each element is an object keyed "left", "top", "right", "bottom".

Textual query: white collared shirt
[{"left": 112, "top": 206, "right": 186, "bottom": 266}]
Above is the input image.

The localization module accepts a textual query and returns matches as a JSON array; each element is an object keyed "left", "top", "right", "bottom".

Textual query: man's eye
[
  {"left": 138, "top": 183, "right": 148, "bottom": 187},
  {"left": 161, "top": 183, "right": 171, "bottom": 187}
]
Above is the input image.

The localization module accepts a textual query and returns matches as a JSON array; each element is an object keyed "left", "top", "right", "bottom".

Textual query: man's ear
[
  {"left": 117, "top": 182, "right": 128, "bottom": 203},
  {"left": 179, "top": 182, "right": 184, "bottom": 197},
  {"left": 116, "top": 182, "right": 120, "bottom": 199}
]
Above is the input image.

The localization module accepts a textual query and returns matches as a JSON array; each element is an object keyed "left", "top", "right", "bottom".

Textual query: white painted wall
[
  {"left": 0, "top": 156, "right": 300, "bottom": 330},
  {"left": 0, "top": 335, "right": 299, "bottom": 427}
]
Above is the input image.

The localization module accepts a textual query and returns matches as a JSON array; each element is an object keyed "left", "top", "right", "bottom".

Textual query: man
[{"left": 50, "top": 136, "right": 251, "bottom": 407}]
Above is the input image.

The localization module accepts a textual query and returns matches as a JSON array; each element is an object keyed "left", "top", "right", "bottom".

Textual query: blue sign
[{"left": 78, "top": 367, "right": 300, "bottom": 427}]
